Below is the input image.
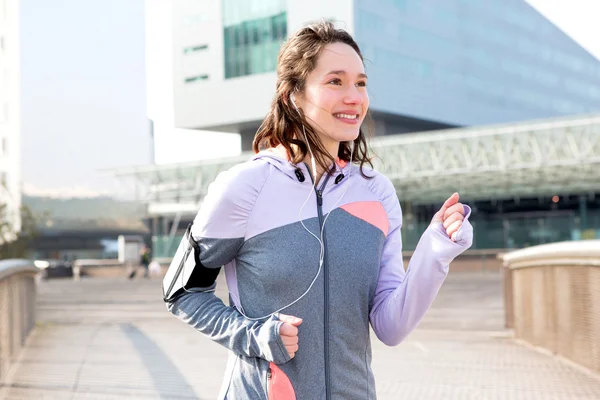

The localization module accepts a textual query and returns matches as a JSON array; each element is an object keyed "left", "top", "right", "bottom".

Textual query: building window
[
  {"left": 183, "top": 44, "right": 208, "bottom": 54},
  {"left": 184, "top": 74, "right": 209, "bottom": 83},
  {"left": 223, "top": 0, "right": 287, "bottom": 79}
]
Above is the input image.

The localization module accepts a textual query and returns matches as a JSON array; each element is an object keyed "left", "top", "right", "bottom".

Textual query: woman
[{"left": 165, "top": 21, "right": 473, "bottom": 400}]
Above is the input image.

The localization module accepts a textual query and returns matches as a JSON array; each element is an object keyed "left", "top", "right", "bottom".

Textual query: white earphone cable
[{"left": 226, "top": 93, "right": 355, "bottom": 320}]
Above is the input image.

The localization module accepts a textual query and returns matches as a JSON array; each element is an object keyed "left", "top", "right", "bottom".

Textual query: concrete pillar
[
  {"left": 161, "top": 217, "right": 169, "bottom": 237},
  {"left": 151, "top": 217, "right": 159, "bottom": 252},
  {"left": 150, "top": 217, "right": 157, "bottom": 236},
  {"left": 579, "top": 196, "right": 588, "bottom": 230}
]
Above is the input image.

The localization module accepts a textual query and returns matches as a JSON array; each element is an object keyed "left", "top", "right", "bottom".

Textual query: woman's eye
[
  {"left": 357, "top": 81, "right": 367, "bottom": 87},
  {"left": 328, "top": 78, "right": 342, "bottom": 85}
]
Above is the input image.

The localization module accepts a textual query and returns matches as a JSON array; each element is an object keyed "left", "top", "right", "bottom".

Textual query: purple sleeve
[{"left": 369, "top": 180, "right": 474, "bottom": 346}]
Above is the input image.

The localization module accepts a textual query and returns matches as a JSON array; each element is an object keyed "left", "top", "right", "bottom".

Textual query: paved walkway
[{"left": 1, "top": 271, "right": 599, "bottom": 399}]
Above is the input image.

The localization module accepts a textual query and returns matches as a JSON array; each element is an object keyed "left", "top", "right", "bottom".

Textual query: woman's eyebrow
[{"left": 325, "top": 70, "right": 368, "bottom": 79}]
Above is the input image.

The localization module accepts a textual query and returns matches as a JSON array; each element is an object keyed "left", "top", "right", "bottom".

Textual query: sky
[
  {"left": 18, "top": 0, "right": 600, "bottom": 198},
  {"left": 525, "top": 0, "right": 600, "bottom": 58},
  {"left": 20, "top": 0, "right": 148, "bottom": 197}
]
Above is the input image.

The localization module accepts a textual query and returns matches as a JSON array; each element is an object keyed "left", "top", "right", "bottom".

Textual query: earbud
[
  {"left": 294, "top": 168, "right": 305, "bottom": 182},
  {"left": 335, "top": 174, "right": 344, "bottom": 184}
]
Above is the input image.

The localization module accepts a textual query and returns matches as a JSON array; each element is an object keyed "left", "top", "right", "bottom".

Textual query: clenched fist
[
  {"left": 278, "top": 314, "right": 302, "bottom": 359},
  {"left": 432, "top": 192, "right": 467, "bottom": 242}
]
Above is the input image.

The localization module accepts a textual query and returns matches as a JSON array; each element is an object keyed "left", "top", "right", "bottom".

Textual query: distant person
[
  {"left": 163, "top": 21, "right": 473, "bottom": 399},
  {"left": 128, "top": 245, "right": 151, "bottom": 279}
]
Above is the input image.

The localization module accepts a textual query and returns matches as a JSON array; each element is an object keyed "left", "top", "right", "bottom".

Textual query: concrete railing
[
  {"left": 72, "top": 259, "right": 125, "bottom": 279},
  {"left": 0, "top": 260, "right": 40, "bottom": 383},
  {"left": 499, "top": 240, "right": 600, "bottom": 374},
  {"left": 73, "top": 258, "right": 172, "bottom": 279}
]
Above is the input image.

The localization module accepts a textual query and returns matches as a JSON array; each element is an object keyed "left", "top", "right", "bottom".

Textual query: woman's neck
[
  {"left": 303, "top": 156, "right": 325, "bottom": 185},
  {"left": 292, "top": 139, "right": 340, "bottom": 185},
  {"left": 303, "top": 153, "right": 337, "bottom": 185}
]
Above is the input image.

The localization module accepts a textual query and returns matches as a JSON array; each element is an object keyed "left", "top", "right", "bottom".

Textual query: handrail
[
  {"left": 498, "top": 241, "right": 600, "bottom": 375},
  {"left": 0, "top": 259, "right": 40, "bottom": 383},
  {"left": 500, "top": 240, "right": 600, "bottom": 269},
  {"left": 0, "top": 260, "right": 39, "bottom": 280}
]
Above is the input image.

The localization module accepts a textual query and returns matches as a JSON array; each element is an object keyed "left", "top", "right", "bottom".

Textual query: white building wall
[
  {"left": 0, "top": 0, "right": 21, "bottom": 233},
  {"left": 145, "top": 0, "right": 240, "bottom": 165},
  {"left": 172, "top": 0, "right": 353, "bottom": 131}
]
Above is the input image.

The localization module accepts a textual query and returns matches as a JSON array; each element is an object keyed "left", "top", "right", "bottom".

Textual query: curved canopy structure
[
  {"left": 373, "top": 113, "right": 600, "bottom": 203},
  {"left": 108, "top": 113, "right": 600, "bottom": 213}
]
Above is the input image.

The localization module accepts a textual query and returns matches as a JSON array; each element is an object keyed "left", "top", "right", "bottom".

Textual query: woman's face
[{"left": 293, "top": 42, "right": 369, "bottom": 152}]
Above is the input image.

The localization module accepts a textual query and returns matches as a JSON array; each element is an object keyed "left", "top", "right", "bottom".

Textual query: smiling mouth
[{"left": 333, "top": 113, "right": 360, "bottom": 122}]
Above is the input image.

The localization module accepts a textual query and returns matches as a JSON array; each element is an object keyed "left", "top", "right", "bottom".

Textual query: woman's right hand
[{"left": 278, "top": 314, "right": 302, "bottom": 359}]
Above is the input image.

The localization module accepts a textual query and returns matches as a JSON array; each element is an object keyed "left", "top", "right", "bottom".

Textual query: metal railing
[
  {"left": 499, "top": 240, "right": 600, "bottom": 374},
  {"left": 0, "top": 260, "right": 39, "bottom": 383}
]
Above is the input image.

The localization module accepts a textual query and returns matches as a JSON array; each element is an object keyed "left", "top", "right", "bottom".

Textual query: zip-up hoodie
[{"left": 166, "top": 145, "right": 474, "bottom": 399}]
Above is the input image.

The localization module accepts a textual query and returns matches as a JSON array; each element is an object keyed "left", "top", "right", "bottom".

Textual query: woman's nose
[{"left": 343, "top": 87, "right": 364, "bottom": 105}]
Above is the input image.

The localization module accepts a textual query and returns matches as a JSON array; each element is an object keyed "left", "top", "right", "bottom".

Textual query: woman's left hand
[{"left": 432, "top": 192, "right": 466, "bottom": 242}]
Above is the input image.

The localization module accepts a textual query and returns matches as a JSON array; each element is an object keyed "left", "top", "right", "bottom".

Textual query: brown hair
[{"left": 252, "top": 20, "right": 374, "bottom": 178}]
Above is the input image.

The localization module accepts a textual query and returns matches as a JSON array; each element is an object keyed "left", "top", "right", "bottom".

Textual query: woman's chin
[
  {"left": 340, "top": 130, "right": 360, "bottom": 142},
  {"left": 321, "top": 129, "right": 360, "bottom": 144}
]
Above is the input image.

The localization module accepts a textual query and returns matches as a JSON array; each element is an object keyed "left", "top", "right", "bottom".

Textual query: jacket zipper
[
  {"left": 266, "top": 367, "right": 272, "bottom": 400},
  {"left": 305, "top": 165, "right": 333, "bottom": 400}
]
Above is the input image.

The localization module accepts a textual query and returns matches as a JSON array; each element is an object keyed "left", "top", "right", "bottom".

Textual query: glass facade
[
  {"left": 355, "top": 0, "right": 600, "bottom": 126},
  {"left": 222, "top": 0, "right": 287, "bottom": 79},
  {"left": 402, "top": 203, "right": 600, "bottom": 251}
]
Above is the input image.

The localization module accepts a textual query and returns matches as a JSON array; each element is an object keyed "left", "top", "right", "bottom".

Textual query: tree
[{"left": 0, "top": 202, "right": 40, "bottom": 260}]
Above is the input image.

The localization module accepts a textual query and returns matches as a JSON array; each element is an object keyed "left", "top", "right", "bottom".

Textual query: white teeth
[{"left": 334, "top": 113, "right": 358, "bottom": 120}]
